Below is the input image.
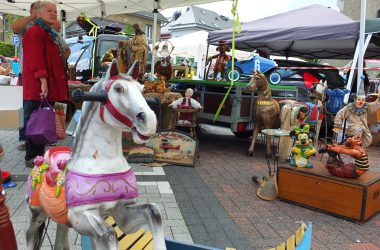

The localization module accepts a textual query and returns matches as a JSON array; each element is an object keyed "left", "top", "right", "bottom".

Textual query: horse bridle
[{"left": 99, "top": 76, "right": 133, "bottom": 128}]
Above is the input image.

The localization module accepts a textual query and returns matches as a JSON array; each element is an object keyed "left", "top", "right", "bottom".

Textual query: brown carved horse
[{"left": 247, "top": 71, "right": 281, "bottom": 156}]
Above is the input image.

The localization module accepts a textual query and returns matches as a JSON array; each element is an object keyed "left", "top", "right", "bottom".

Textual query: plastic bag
[{"left": 26, "top": 98, "right": 57, "bottom": 145}]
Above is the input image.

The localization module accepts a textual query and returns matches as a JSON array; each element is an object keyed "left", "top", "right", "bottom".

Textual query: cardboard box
[{"left": 0, "top": 109, "right": 23, "bottom": 128}]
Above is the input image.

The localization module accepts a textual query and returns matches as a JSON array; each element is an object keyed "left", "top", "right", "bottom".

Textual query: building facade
[{"left": 340, "top": 0, "right": 380, "bottom": 20}]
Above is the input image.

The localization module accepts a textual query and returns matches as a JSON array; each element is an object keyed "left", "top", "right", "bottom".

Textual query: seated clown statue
[
  {"left": 322, "top": 135, "right": 369, "bottom": 179},
  {"left": 333, "top": 87, "right": 380, "bottom": 147},
  {"left": 169, "top": 88, "right": 202, "bottom": 124}
]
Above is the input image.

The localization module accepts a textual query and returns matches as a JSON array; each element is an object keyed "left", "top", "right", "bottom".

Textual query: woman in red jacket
[{"left": 22, "top": 1, "right": 68, "bottom": 167}]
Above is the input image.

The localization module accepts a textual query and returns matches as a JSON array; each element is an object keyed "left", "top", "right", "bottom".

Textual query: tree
[{"left": 123, "top": 23, "right": 134, "bottom": 36}]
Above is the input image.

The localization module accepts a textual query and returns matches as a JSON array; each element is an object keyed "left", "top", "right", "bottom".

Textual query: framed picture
[{"left": 145, "top": 130, "right": 198, "bottom": 166}]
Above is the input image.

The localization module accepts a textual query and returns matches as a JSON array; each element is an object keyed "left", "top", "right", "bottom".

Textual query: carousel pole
[{"left": 0, "top": 168, "right": 18, "bottom": 250}]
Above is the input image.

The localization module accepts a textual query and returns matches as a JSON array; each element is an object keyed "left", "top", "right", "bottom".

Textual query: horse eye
[{"left": 114, "top": 83, "right": 125, "bottom": 93}]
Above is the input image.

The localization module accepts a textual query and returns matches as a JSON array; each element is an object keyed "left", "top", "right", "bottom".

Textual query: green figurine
[{"left": 289, "top": 124, "right": 316, "bottom": 168}]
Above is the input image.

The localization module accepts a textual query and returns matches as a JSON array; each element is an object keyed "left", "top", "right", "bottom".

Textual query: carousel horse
[
  {"left": 247, "top": 70, "right": 281, "bottom": 156},
  {"left": 25, "top": 60, "right": 166, "bottom": 250}
]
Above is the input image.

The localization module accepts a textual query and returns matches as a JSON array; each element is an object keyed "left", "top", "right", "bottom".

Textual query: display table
[
  {"left": 277, "top": 160, "right": 380, "bottom": 222},
  {"left": 143, "top": 92, "right": 182, "bottom": 129}
]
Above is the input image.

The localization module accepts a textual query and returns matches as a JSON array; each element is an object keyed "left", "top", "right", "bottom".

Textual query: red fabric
[
  {"left": 303, "top": 72, "right": 319, "bottom": 89},
  {"left": 22, "top": 25, "right": 68, "bottom": 101}
]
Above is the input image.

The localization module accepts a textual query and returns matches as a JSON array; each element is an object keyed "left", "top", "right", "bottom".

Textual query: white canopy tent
[
  {"left": 1, "top": 0, "right": 233, "bottom": 73},
  {"left": 0, "top": 0, "right": 232, "bottom": 22},
  {"left": 168, "top": 30, "right": 250, "bottom": 78}
]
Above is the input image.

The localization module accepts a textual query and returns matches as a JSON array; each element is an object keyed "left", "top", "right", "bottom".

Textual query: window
[{"left": 145, "top": 24, "right": 152, "bottom": 40}]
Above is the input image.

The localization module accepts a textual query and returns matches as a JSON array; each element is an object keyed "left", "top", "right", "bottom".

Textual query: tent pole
[
  {"left": 204, "top": 44, "right": 210, "bottom": 79},
  {"left": 357, "top": 0, "right": 367, "bottom": 94},
  {"left": 344, "top": 44, "right": 359, "bottom": 104},
  {"left": 61, "top": 10, "right": 66, "bottom": 39},
  {"left": 151, "top": 0, "right": 159, "bottom": 75}
]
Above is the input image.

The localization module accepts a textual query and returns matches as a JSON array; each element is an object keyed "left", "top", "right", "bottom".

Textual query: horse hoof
[{"left": 247, "top": 151, "right": 253, "bottom": 157}]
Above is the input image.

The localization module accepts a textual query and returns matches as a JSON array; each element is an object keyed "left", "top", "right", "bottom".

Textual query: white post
[
  {"left": 357, "top": 0, "right": 367, "bottom": 94},
  {"left": 62, "top": 21, "right": 66, "bottom": 39},
  {"left": 151, "top": 0, "right": 159, "bottom": 75},
  {"left": 61, "top": 10, "right": 66, "bottom": 39}
]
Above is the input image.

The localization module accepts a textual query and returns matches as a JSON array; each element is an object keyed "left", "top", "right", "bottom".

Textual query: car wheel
[
  {"left": 268, "top": 71, "right": 281, "bottom": 85},
  {"left": 226, "top": 68, "right": 241, "bottom": 82},
  {"left": 233, "top": 131, "right": 252, "bottom": 138}
]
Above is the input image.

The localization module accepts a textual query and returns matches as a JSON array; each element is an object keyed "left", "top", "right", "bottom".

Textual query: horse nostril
[{"left": 136, "top": 112, "right": 146, "bottom": 123}]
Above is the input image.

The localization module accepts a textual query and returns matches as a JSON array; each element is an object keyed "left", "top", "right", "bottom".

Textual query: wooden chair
[{"left": 169, "top": 107, "right": 203, "bottom": 139}]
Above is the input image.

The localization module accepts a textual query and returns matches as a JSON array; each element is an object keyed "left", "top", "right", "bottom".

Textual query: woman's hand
[{"left": 40, "top": 77, "right": 48, "bottom": 98}]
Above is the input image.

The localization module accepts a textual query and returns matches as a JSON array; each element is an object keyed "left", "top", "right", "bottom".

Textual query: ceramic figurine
[
  {"left": 247, "top": 71, "right": 281, "bottom": 156},
  {"left": 169, "top": 88, "right": 202, "bottom": 124},
  {"left": 320, "top": 135, "right": 369, "bottom": 179},
  {"left": 154, "top": 41, "right": 174, "bottom": 90},
  {"left": 333, "top": 87, "right": 380, "bottom": 147},
  {"left": 324, "top": 88, "right": 350, "bottom": 114},
  {"left": 289, "top": 124, "right": 316, "bottom": 168},
  {"left": 25, "top": 60, "right": 166, "bottom": 250},
  {"left": 207, "top": 40, "right": 231, "bottom": 81}
]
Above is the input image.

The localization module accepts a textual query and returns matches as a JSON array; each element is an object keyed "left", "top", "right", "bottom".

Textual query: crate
[{"left": 277, "top": 161, "right": 380, "bottom": 222}]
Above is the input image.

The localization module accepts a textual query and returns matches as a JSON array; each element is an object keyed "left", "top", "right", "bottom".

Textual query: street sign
[{"left": 12, "top": 35, "right": 19, "bottom": 46}]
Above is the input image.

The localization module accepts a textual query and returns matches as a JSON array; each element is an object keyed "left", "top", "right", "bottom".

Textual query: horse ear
[
  {"left": 104, "top": 59, "right": 119, "bottom": 81},
  {"left": 127, "top": 60, "right": 139, "bottom": 80}
]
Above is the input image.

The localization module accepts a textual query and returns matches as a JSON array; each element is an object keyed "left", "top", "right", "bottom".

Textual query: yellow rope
[
  {"left": 213, "top": 0, "right": 241, "bottom": 122},
  {"left": 84, "top": 16, "right": 100, "bottom": 79}
]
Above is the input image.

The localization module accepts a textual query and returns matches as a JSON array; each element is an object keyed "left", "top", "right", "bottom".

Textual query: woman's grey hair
[{"left": 38, "top": 1, "right": 55, "bottom": 14}]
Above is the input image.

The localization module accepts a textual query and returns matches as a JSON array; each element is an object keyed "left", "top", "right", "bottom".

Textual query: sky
[{"left": 160, "top": 0, "right": 340, "bottom": 23}]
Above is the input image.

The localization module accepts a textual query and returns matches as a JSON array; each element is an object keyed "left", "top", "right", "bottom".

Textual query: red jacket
[{"left": 22, "top": 25, "right": 68, "bottom": 101}]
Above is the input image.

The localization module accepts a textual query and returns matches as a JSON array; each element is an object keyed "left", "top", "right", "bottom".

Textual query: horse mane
[{"left": 71, "top": 80, "right": 103, "bottom": 160}]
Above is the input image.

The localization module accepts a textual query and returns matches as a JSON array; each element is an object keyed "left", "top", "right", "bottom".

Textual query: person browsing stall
[
  {"left": 11, "top": 1, "right": 41, "bottom": 151},
  {"left": 22, "top": 1, "right": 69, "bottom": 168}
]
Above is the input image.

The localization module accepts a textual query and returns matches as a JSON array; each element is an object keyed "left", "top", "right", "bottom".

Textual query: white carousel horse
[{"left": 25, "top": 60, "right": 166, "bottom": 250}]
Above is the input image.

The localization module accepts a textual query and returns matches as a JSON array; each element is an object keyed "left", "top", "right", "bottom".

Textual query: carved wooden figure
[{"left": 247, "top": 71, "right": 281, "bottom": 156}]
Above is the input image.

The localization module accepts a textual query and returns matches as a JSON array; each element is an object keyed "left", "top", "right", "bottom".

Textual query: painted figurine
[
  {"left": 289, "top": 124, "right": 316, "bottom": 168},
  {"left": 333, "top": 87, "right": 380, "bottom": 147},
  {"left": 320, "top": 135, "right": 369, "bottom": 179},
  {"left": 208, "top": 40, "right": 231, "bottom": 81},
  {"left": 169, "top": 88, "right": 202, "bottom": 124}
]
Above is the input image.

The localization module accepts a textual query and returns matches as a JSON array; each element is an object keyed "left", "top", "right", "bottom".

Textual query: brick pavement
[
  {"left": 191, "top": 125, "right": 380, "bottom": 250},
  {"left": 0, "top": 129, "right": 193, "bottom": 249},
  {"left": 2, "top": 126, "right": 380, "bottom": 250}
]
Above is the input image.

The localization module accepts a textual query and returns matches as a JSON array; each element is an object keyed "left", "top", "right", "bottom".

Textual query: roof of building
[{"left": 161, "top": 6, "right": 233, "bottom": 34}]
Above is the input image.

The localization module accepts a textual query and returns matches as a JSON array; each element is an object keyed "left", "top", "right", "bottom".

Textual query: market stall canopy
[
  {"left": 207, "top": 4, "right": 380, "bottom": 59},
  {"left": 0, "top": 0, "right": 232, "bottom": 22}
]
